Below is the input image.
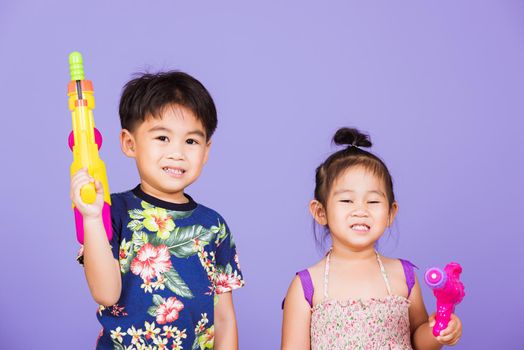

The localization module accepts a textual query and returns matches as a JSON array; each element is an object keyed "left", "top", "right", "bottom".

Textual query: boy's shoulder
[
  {"left": 110, "top": 188, "right": 135, "bottom": 200},
  {"left": 110, "top": 188, "right": 137, "bottom": 210},
  {"left": 189, "top": 201, "right": 230, "bottom": 228},
  {"left": 109, "top": 189, "right": 230, "bottom": 226}
]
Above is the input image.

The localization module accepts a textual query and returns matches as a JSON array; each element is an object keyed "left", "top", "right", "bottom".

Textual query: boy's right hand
[{"left": 70, "top": 168, "right": 105, "bottom": 219}]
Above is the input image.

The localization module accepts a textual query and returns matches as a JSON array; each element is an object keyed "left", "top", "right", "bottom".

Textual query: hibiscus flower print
[
  {"left": 131, "top": 243, "right": 172, "bottom": 282},
  {"left": 156, "top": 296, "right": 184, "bottom": 325},
  {"left": 195, "top": 325, "right": 214, "bottom": 350},
  {"left": 142, "top": 207, "right": 175, "bottom": 239},
  {"left": 214, "top": 270, "right": 244, "bottom": 294}
]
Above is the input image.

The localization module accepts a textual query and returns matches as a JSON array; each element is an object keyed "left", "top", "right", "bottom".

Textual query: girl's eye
[
  {"left": 368, "top": 201, "right": 380, "bottom": 204},
  {"left": 340, "top": 200, "right": 353, "bottom": 203},
  {"left": 156, "top": 136, "right": 169, "bottom": 142},
  {"left": 186, "top": 138, "right": 199, "bottom": 145}
]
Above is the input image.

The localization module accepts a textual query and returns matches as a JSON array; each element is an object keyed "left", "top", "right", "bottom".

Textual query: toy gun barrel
[
  {"left": 68, "top": 52, "right": 112, "bottom": 244},
  {"left": 424, "top": 263, "right": 465, "bottom": 337}
]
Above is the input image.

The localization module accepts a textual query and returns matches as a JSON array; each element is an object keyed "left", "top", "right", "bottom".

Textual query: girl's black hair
[
  {"left": 119, "top": 71, "right": 217, "bottom": 140},
  {"left": 313, "top": 127, "right": 396, "bottom": 249}
]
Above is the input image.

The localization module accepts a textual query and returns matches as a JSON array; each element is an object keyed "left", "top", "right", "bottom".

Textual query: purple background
[{"left": 1, "top": 1, "right": 523, "bottom": 348}]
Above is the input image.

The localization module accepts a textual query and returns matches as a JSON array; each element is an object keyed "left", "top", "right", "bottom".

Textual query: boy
[{"left": 71, "top": 71, "right": 244, "bottom": 350}]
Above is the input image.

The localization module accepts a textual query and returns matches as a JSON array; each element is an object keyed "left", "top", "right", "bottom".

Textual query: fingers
[
  {"left": 435, "top": 314, "right": 462, "bottom": 346},
  {"left": 70, "top": 169, "right": 105, "bottom": 210},
  {"left": 70, "top": 168, "right": 91, "bottom": 200},
  {"left": 428, "top": 313, "right": 436, "bottom": 327},
  {"left": 95, "top": 179, "right": 104, "bottom": 193}
]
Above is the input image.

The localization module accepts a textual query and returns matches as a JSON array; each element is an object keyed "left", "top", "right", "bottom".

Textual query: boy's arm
[
  {"left": 409, "top": 275, "right": 462, "bottom": 349},
  {"left": 214, "top": 292, "right": 238, "bottom": 350},
  {"left": 281, "top": 275, "right": 311, "bottom": 350},
  {"left": 83, "top": 216, "right": 121, "bottom": 306},
  {"left": 72, "top": 169, "right": 121, "bottom": 306}
]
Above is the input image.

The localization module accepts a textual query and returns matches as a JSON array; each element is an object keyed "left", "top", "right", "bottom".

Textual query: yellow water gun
[{"left": 67, "top": 52, "right": 112, "bottom": 244}]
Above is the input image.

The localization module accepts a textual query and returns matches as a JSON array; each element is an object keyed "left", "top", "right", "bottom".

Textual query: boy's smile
[
  {"left": 163, "top": 167, "right": 185, "bottom": 177},
  {"left": 120, "top": 104, "right": 211, "bottom": 203}
]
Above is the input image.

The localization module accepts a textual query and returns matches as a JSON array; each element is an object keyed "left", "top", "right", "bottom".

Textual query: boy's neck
[{"left": 139, "top": 182, "right": 189, "bottom": 204}]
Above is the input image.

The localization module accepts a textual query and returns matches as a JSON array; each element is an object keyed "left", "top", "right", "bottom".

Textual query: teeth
[
  {"left": 351, "top": 224, "right": 369, "bottom": 231},
  {"left": 163, "top": 167, "right": 184, "bottom": 174}
]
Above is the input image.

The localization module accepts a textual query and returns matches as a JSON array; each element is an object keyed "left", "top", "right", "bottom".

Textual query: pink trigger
[{"left": 68, "top": 128, "right": 103, "bottom": 151}]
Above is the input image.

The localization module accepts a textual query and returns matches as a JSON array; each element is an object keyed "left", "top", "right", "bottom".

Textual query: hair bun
[{"left": 333, "top": 127, "right": 372, "bottom": 148}]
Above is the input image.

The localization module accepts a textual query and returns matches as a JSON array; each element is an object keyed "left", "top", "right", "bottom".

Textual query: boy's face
[{"left": 120, "top": 104, "right": 211, "bottom": 203}]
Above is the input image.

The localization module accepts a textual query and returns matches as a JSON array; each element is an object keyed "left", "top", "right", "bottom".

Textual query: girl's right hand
[{"left": 70, "top": 168, "right": 105, "bottom": 219}]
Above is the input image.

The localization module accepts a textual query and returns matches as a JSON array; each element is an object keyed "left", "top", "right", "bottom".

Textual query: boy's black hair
[{"left": 119, "top": 71, "right": 217, "bottom": 140}]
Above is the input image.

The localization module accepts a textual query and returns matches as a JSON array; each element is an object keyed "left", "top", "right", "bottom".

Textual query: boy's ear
[
  {"left": 203, "top": 140, "right": 212, "bottom": 165},
  {"left": 309, "top": 199, "right": 328, "bottom": 226},
  {"left": 120, "top": 129, "right": 136, "bottom": 158},
  {"left": 388, "top": 202, "right": 399, "bottom": 227}
]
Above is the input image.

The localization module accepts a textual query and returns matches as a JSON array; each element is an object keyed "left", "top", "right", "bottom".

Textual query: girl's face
[{"left": 311, "top": 166, "right": 397, "bottom": 251}]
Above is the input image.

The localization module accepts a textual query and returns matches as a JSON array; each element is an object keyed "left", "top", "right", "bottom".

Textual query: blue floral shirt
[{"left": 85, "top": 186, "right": 244, "bottom": 350}]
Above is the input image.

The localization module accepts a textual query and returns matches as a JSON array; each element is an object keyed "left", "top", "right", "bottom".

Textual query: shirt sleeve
[
  {"left": 213, "top": 218, "right": 245, "bottom": 294},
  {"left": 76, "top": 193, "right": 122, "bottom": 265},
  {"left": 108, "top": 193, "right": 123, "bottom": 261}
]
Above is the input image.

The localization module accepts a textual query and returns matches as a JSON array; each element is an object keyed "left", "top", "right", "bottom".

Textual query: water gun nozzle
[{"left": 69, "top": 51, "right": 85, "bottom": 81}]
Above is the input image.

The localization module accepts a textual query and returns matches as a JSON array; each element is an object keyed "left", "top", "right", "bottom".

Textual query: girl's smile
[{"left": 323, "top": 165, "right": 397, "bottom": 251}]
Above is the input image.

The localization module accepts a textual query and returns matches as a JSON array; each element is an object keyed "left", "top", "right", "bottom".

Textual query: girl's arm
[
  {"left": 71, "top": 169, "right": 121, "bottom": 306},
  {"left": 281, "top": 275, "right": 311, "bottom": 350},
  {"left": 409, "top": 275, "right": 462, "bottom": 349},
  {"left": 214, "top": 292, "right": 238, "bottom": 350}
]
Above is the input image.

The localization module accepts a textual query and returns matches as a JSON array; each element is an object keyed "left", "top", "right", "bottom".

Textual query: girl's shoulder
[
  {"left": 296, "top": 257, "right": 327, "bottom": 306},
  {"left": 380, "top": 255, "right": 406, "bottom": 271},
  {"left": 302, "top": 256, "right": 327, "bottom": 283},
  {"left": 380, "top": 255, "right": 418, "bottom": 297}
]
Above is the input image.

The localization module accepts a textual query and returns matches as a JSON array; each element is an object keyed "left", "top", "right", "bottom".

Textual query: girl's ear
[
  {"left": 120, "top": 129, "right": 136, "bottom": 158},
  {"left": 388, "top": 202, "right": 399, "bottom": 227},
  {"left": 309, "top": 200, "right": 328, "bottom": 226}
]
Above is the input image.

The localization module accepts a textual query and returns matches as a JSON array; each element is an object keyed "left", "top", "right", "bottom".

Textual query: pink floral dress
[{"left": 308, "top": 251, "right": 415, "bottom": 350}]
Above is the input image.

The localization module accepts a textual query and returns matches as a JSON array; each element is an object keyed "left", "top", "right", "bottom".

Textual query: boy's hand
[
  {"left": 70, "top": 168, "right": 105, "bottom": 219},
  {"left": 429, "top": 313, "right": 462, "bottom": 346}
]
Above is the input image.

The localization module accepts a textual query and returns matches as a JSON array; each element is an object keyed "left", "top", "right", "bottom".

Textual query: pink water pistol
[{"left": 424, "top": 263, "right": 465, "bottom": 337}]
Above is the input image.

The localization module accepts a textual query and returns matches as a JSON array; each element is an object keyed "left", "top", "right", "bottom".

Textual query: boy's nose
[{"left": 166, "top": 148, "right": 184, "bottom": 160}]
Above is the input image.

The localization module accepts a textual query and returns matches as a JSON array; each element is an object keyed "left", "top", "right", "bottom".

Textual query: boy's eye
[
  {"left": 156, "top": 136, "right": 169, "bottom": 142},
  {"left": 368, "top": 201, "right": 381, "bottom": 204},
  {"left": 186, "top": 138, "right": 199, "bottom": 145},
  {"left": 340, "top": 200, "right": 353, "bottom": 203}
]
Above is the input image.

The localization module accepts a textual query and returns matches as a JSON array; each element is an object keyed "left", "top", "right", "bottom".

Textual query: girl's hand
[
  {"left": 429, "top": 313, "right": 463, "bottom": 346},
  {"left": 70, "top": 168, "right": 105, "bottom": 219}
]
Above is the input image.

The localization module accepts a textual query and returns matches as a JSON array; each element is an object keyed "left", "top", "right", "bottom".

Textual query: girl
[{"left": 281, "top": 128, "right": 462, "bottom": 349}]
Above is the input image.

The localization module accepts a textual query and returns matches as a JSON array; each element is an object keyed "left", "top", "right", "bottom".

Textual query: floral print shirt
[{"left": 83, "top": 186, "right": 245, "bottom": 350}]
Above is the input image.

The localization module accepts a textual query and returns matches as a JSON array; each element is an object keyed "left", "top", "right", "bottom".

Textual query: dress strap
[
  {"left": 281, "top": 269, "right": 315, "bottom": 309},
  {"left": 375, "top": 251, "right": 393, "bottom": 296},
  {"left": 399, "top": 259, "right": 417, "bottom": 298},
  {"left": 323, "top": 250, "right": 331, "bottom": 299},
  {"left": 296, "top": 269, "right": 314, "bottom": 308}
]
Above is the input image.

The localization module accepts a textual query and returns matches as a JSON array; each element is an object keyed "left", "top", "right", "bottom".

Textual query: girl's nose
[{"left": 351, "top": 207, "right": 368, "bottom": 217}]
